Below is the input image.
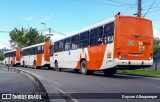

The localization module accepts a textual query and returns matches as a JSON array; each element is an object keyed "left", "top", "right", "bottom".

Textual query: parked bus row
[{"left": 3, "top": 15, "right": 154, "bottom": 76}]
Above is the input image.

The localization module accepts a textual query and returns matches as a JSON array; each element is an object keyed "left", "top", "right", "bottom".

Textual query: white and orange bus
[
  {"left": 50, "top": 15, "right": 153, "bottom": 76},
  {"left": 20, "top": 42, "right": 51, "bottom": 69},
  {"left": 3, "top": 49, "right": 21, "bottom": 66}
]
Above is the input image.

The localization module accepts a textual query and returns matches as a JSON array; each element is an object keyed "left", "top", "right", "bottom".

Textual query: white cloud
[
  {"left": 22, "top": 16, "right": 34, "bottom": 21},
  {"left": 153, "top": 28, "right": 160, "bottom": 39},
  {"left": 51, "top": 34, "right": 65, "bottom": 42},
  {"left": 0, "top": 43, "right": 11, "bottom": 49}
]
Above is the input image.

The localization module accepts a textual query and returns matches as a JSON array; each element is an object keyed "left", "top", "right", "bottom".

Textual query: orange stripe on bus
[
  {"left": 76, "top": 44, "right": 107, "bottom": 70},
  {"left": 37, "top": 54, "right": 42, "bottom": 66},
  {"left": 44, "top": 42, "right": 50, "bottom": 62},
  {"left": 16, "top": 49, "right": 21, "bottom": 61}
]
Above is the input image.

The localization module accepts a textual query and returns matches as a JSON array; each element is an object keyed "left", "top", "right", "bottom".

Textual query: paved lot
[
  {"left": 0, "top": 65, "right": 48, "bottom": 102},
  {"left": 7, "top": 65, "right": 160, "bottom": 102}
]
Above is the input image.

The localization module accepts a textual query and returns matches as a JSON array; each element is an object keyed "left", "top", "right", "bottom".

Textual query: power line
[
  {"left": 71, "top": 0, "right": 136, "bottom": 7},
  {"left": 107, "top": 0, "right": 136, "bottom": 6},
  {"left": 143, "top": 0, "right": 156, "bottom": 17}
]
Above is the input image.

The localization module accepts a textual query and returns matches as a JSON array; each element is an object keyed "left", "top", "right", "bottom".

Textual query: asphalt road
[
  {"left": 0, "top": 65, "right": 49, "bottom": 102},
  {"left": 3, "top": 65, "right": 160, "bottom": 102}
]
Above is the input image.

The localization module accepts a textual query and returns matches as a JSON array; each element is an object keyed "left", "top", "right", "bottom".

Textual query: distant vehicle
[
  {"left": 50, "top": 15, "right": 154, "bottom": 76},
  {"left": 3, "top": 49, "right": 21, "bottom": 66},
  {"left": 20, "top": 42, "right": 51, "bottom": 69}
]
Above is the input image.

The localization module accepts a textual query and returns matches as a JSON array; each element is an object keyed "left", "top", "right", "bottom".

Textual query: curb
[
  {"left": 12, "top": 68, "right": 77, "bottom": 102},
  {"left": 117, "top": 73, "right": 160, "bottom": 78}
]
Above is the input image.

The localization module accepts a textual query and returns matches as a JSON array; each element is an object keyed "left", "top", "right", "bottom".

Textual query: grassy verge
[{"left": 118, "top": 69, "right": 160, "bottom": 76}]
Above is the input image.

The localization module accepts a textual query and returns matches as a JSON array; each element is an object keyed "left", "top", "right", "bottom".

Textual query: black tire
[
  {"left": 48, "top": 65, "right": 53, "bottom": 70},
  {"left": 103, "top": 69, "right": 117, "bottom": 76},
  {"left": 11, "top": 61, "right": 15, "bottom": 67},
  {"left": 23, "top": 61, "right": 26, "bottom": 68},
  {"left": 5, "top": 61, "right": 7, "bottom": 66},
  {"left": 34, "top": 61, "right": 40, "bottom": 69},
  {"left": 73, "top": 69, "right": 79, "bottom": 73},
  {"left": 11, "top": 61, "right": 13, "bottom": 66},
  {"left": 80, "top": 60, "right": 93, "bottom": 75},
  {"left": 55, "top": 61, "right": 61, "bottom": 71}
]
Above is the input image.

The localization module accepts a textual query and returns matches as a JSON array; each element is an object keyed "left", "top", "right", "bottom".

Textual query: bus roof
[
  {"left": 3, "top": 49, "right": 16, "bottom": 54},
  {"left": 117, "top": 15, "right": 152, "bottom": 22},
  {"left": 53, "top": 17, "right": 115, "bottom": 42},
  {"left": 22, "top": 42, "right": 45, "bottom": 50}
]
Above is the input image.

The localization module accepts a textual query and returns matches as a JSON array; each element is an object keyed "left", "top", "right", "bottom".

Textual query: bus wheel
[
  {"left": 80, "top": 60, "right": 93, "bottom": 75},
  {"left": 11, "top": 61, "right": 13, "bottom": 66},
  {"left": 73, "top": 69, "right": 79, "bottom": 73},
  {"left": 5, "top": 61, "right": 7, "bottom": 66},
  {"left": 103, "top": 69, "right": 117, "bottom": 76},
  {"left": 34, "top": 61, "right": 40, "bottom": 69},
  {"left": 11, "top": 61, "right": 15, "bottom": 67},
  {"left": 23, "top": 61, "right": 26, "bottom": 68},
  {"left": 55, "top": 61, "right": 61, "bottom": 71}
]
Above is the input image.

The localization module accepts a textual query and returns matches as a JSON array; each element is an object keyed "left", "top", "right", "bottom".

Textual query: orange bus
[
  {"left": 50, "top": 15, "right": 153, "bottom": 76},
  {"left": 3, "top": 49, "right": 21, "bottom": 66},
  {"left": 20, "top": 42, "right": 51, "bottom": 69}
]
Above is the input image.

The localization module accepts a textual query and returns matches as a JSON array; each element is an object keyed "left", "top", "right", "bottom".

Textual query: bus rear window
[{"left": 118, "top": 17, "right": 153, "bottom": 37}]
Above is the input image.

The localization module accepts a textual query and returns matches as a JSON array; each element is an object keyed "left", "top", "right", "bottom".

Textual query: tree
[
  {"left": 0, "top": 51, "right": 4, "bottom": 61},
  {"left": 154, "top": 39, "right": 160, "bottom": 59},
  {"left": 9, "top": 27, "right": 50, "bottom": 48}
]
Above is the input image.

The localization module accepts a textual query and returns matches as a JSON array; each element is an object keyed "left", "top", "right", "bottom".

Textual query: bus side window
[
  {"left": 90, "top": 26, "right": 103, "bottom": 46},
  {"left": 27, "top": 49, "right": 29, "bottom": 55},
  {"left": 71, "top": 35, "right": 79, "bottom": 50},
  {"left": 29, "top": 48, "right": 32, "bottom": 55},
  {"left": 54, "top": 42, "right": 59, "bottom": 53},
  {"left": 32, "top": 47, "right": 35, "bottom": 55},
  {"left": 42, "top": 45, "right": 44, "bottom": 53},
  {"left": 50, "top": 45, "right": 54, "bottom": 56},
  {"left": 59, "top": 40, "right": 64, "bottom": 52},
  {"left": 64, "top": 37, "right": 71, "bottom": 51},
  {"left": 80, "top": 31, "right": 89, "bottom": 48},
  {"left": 24, "top": 50, "right": 26, "bottom": 56},
  {"left": 103, "top": 22, "right": 114, "bottom": 44},
  {"left": 13, "top": 51, "right": 16, "bottom": 57},
  {"left": 37, "top": 46, "right": 42, "bottom": 54}
]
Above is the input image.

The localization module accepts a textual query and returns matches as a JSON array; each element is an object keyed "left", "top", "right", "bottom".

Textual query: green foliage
[
  {"left": 9, "top": 27, "right": 50, "bottom": 48},
  {"left": 0, "top": 51, "right": 4, "bottom": 61},
  {"left": 154, "top": 40, "right": 160, "bottom": 59},
  {"left": 118, "top": 69, "right": 160, "bottom": 76}
]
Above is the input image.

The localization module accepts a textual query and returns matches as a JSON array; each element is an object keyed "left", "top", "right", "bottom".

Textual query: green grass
[{"left": 118, "top": 69, "right": 160, "bottom": 76}]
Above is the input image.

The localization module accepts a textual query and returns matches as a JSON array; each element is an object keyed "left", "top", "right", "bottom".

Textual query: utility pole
[
  {"left": 41, "top": 22, "right": 46, "bottom": 42},
  {"left": 137, "top": 0, "right": 142, "bottom": 17},
  {"left": 46, "top": 28, "right": 53, "bottom": 42}
]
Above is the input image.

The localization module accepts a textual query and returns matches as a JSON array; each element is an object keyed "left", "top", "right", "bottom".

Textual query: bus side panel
[
  {"left": 37, "top": 54, "right": 42, "bottom": 66},
  {"left": 75, "top": 45, "right": 107, "bottom": 70},
  {"left": 87, "top": 45, "right": 106, "bottom": 70},
  {"left": 3, "top": 57, "right": 9, "bottom": 64},
  {"left": 16, "top": 49, "right": 21, "bottom": 61},
  {"left": 100, "top": 43, "right": 115, "bottom": 70},
  {"left": 44, "top": 42, "right": 50, "bottom": 62},
  {"left": 11, "top": 57, "right": 16, "bottom": 65}
]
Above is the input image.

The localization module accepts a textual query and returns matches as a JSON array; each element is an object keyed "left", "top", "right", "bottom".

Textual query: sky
[{"left": 0, "top": 0, "right": 160, "bottom": 48}]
